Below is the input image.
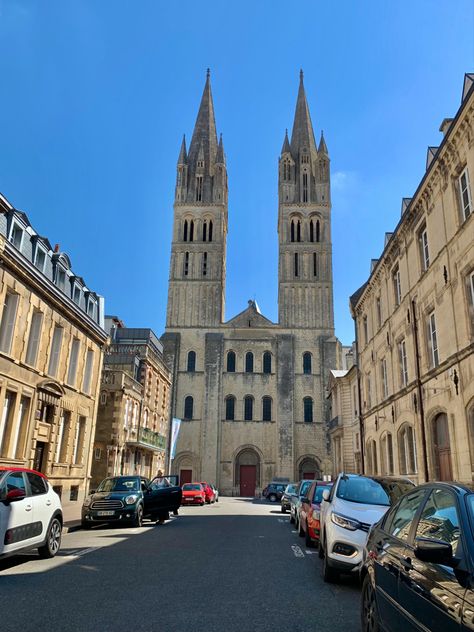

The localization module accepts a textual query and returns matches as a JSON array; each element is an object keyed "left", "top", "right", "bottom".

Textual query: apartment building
[
  {"left": 350, "top": 74, "right": 474, "bottom": 484},
  {"left": 0, "top": 193, "right": 107, "bottom": 520}
]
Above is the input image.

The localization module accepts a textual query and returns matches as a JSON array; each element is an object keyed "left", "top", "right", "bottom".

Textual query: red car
[
  {"left": 200, "top": 482, "right": 215, "bottom": 504},
  {"left": 298, "top": 480, "right": 333, "bottom": 547},
  {"left": 181, "top": 483, "right": 206, "bottom": 506}
]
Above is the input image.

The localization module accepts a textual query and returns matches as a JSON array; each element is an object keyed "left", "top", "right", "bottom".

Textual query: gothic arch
[
  {"left": 233, "top": 445, "right": 263, "bottom": 492},
  {"left": 296, "top": 454, "right": 321, "bottom": 481},
  {"left": 172, "top": 450, "right": 199, "bottom": 482}
]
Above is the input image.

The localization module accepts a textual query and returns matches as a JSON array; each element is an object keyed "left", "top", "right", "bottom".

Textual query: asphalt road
[{"left": 0, "top": 497, "right": 361, "bottom": 632}]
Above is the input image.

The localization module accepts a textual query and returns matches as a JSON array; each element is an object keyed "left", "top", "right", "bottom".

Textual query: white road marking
[
  {"left": 291, "top": 530, "right": 298, "bottom": 534},
  {"left": 62, "top": 547, "right": 97, "bottom": 558},
  {"left": 305, "top": 550, "right": 315, "bottom": 555},
  {"left": 291, "top": 545, "right": 305, "bottom": 558},
  {"left": 278, "top": 519, "right": 289, "bottom": 523}
]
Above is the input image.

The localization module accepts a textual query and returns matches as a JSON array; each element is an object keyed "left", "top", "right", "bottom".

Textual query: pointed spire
[
  {"left": 290, "top": 70, "right": 318, "bottom": 157},
  {"left": 216, "top": 133, "right": 225, "bottom": 163},
  {"left": 177, "top": 134, "right": 187, "bottom": 164},
  {"left": 318, "top": 130, "right": 328, "bottom": 155},
  {"left": 281, "top": 128, "right": 291, "bottom": 154},
  {"left": 188, "top": 69, "right": 218, "bottom": 171}
]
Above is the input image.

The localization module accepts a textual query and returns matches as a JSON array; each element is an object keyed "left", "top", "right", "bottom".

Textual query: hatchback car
[
  {"left": 298, "top": 481, "right": 332, "bottom": 547},
  {"left": 0, "top": 466, "right": 63, "bottom": 559},
  {"left": 200, "top": 482, "right": 215, "bottom": 504},
  {"left": 262, "top": 483, "right": 287, "bottom": 502},
  {"left": 290, "top": 480, "right": 314, "bottom": 526},
  {"left": 182, "top": 483, "right": 206, "bottom": 506},
  {"left": 361, "top": 481, "right": 474, "bottom": 632},
  {"left": 281, "top": 483, "right": 297, "bottom": 513},
  {"left": 319, "top": 473, "right": 414, "bottom": 582}
]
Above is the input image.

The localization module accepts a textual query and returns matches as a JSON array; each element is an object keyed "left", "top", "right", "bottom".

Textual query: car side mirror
[
  {"left": 5, "top": 489, "right": 26, "bottom": 503},
  {"left": 415, "top": 538, "right": 455, "bottom": 567},
  {"left": 322, "top": 489, "right": 330, "bottom": 502}
]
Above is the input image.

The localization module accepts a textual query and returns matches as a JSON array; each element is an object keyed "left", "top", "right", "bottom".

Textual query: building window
[
  {"left": 11, "top": 396, "right": 30, "bottom": 459},
  {"left": 381, "top": 358, "right": 389, "bottom": 399},
  {"left": 303, "top": 397, "right": 313, "bottom": 423},
  {"left": 196, "top": 176, "right": 203, "bottom": 202},
  {"left": 187, "top": 350, "right": 196, "bottom": 372},
  {"left": 0, "top": 291, "right": 19, "bottom": 355},
  {"left": 189, "top": 220, "right": 194, "bottom": 242},
  {"left": 302, "top": 172, "right": 308, "bottom": 202},
  {"left": 399, "top": 424, "right": 417, "bottom": 474},
  {"left": 225, "top": 396, "right": 235, "bottom": 421},
  {"left": 303, "top": 352, "right": 312, "bottom": 374},
  {"left": 427, "top": 310, "right": 439, "bottom": 368},
  {"left": 70, "top": 486, "right": 79, "bottom": 501},
  {"left": 366, "top": 440, "right": 378, "bottom": 475},
  {"left": 376, "top": 296, "right": 382, "bottom": 329},
  {"left": 468, "top": 270, "right": 474, "bottom": 334},
  {"left": 309, "top": 220, "right": 314, "bottom": 243},
  {"left": 24, "top": 310, "right": 43, "bottom": 367},
  {"left": 366, "top": 373, "right": 372, "bottom": 409},
  {"left": 297, "top": 220, "right": 301, "bottom": 242},
  {"left": 208, "top": 220, "right": 213, "bottom": 242},
  {"left": 392, "top": 265, "right": 401, "bottom": 307},
  {"left": 203, "top": 221, "right": 207, "bottom": 242},
  {"left": 290, "top": 221, "right": 295, "bottom": 243},
  {"left": 73, "top": 285, "right": 81, "bottom": 304},
  {"left": 459, "top": 167, "right": 472, "bottom": 221},
  {"left": 83, "top": 349, "right": 94, "bottom": 394},
  {"left": 245, "top": 352, "right": 254, "bottom": 373},
  {"left": 9, "top": 222, "right": 24, "bottom": 249},
  {"left": 226, "top": 351, "right": 236, "bottom": 372},
  {"left": 380, "top": 433, "right": 394, "bottom": 475},
  {"left": 183, "top": 220, "right": 188, "bottom": 242},
  {"left": 316, "top": 220, "right": 320, "bottom": 242},
  {"left": 100, "top": 392, "right": 107, "bottom": 405},
  {"left": 184, "top": 252, "right": 189, "bottom": 276},
  {"left": 262, "top": 396, "right": 272, "bottom": 421},
  {"left": 55, "top": 267, "right": 66, "bottom": 291},
  {"left": 418, "top": 223, "right": 430, "bottom": 272},
  {"left": 0, "top": 391, "right": 16, "bottom": 457},
  {"left": 94, "top": 447, "right": 102, "bottom": 460},
  {"left": 398, "top": 339, "right": 408, "bottom": 387},
  {"left": 202, "top": 252, "right": 207, "bottom": 277},
  {"left": 294, "top": 253, "right": 299, "bottom": 277},
  {"left": 184, "top": 396, "right": 193, "bottom": 420},
  {"left": 67, "top": 338, "right": 81, "bottom": 387},
  {"left": 34, "top": 245, "right": 47, "bottom": 272},
  {"left": 48, "top": 325, "right": 64, "bottom": 377},
  {"left": 313, "top": 253, "right": 317, "bottom": 277},
  {"left": 262, "top": 351, "right": 272, "bottom": 374},
  {"left": 363, "top": 315, "right": 368, "bottom": 345},
  {"left": 72, "top": 416, "right": 86, "bottom": 465},
  {"left": 55, "top": 411, "right": 71, "bottom": 463},
  {"left": 244, "top": 396, "right": 253, "bottom": 421}
]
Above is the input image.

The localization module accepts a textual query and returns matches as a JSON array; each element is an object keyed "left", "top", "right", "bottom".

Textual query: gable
[{"left": 226, "top": 300, "right": 275, "bottom": 328}]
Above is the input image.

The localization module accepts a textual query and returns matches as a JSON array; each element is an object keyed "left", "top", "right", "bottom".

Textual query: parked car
[
  {"left": 211, "top": 485, "right": 219, "bottom": 502},
  {"left": 298, "top": 481, "right": 333, "bottom": 547},
  {"left": 262, "top": 482, "right": 287, "bottom": 502},
  {"left": 319, "top": 473, "right": 414, "bottom": 582},
  {"left": 200, "top": 482, "right": 215, "bottom": 504},
  {"left": 281, "top": 483, "right": 297, "bottom": 513},
  {"left": 82, "top": 474, "right": 182, "bottom": 528},
  {"left": 290, "top": 479, "right": 314, "bottom": 525},
  {"left": 361, "top": 481, "right": 474, "bottom": 632},
  {"left": 0, "top": 466, "right": 63, "bottom": 560},
  {"left": 182, "top": 483, "right": 206, "bottom": 506}
]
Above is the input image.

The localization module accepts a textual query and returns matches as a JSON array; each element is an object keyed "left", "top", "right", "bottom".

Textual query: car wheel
[
  {"left": 361, "top": 574, "right": 380, "bottom": 632},
  {"left": 38, "top": 517, "right": 62, "bottom": 559},
  {"left": 200, "top": 501, "right": 205, "bottom": 506},
  {"left": 173, "top": 509, "right": 179, "bottom": 516},
  {"left": 281, "top": 506, "right": 286, "bottom": 513},
  {"left": 298, "top": 519, "right": 305, "bottom": 537},
  {"left": 305, "top": 523, "right": 313, "bottom": 547},
  {"left": 290, "top": 512, "right": 295, "bottom": 524},
  {"left": 132, "top": 504, "right": 143, "bottom": 527},
  {"left": 322, "top": 542, "right": 339, "bottom": 583},
  {"left": 269, "top": 493, "right": 277, "bottom": 502}
]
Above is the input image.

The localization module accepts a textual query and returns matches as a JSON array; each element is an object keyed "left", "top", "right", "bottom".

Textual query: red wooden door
[
  {"left": 433, "top": 414, "right": 453, "bottom": 481},
  {"left": 240, "top": 465, "right": 256, "bottom": 497},
  {"left": 303, "top": 471, "right": 315, "bottom": 480},
  {"left": 180, "top": 469, "right": 193, "bottom": 485}
]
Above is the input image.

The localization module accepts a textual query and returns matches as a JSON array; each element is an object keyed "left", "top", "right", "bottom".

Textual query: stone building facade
[
  {"left": 350, "top": 73, "right": 474, "bottom": 485},
  {"left": 90, "top": 317, "right": 172, "bottom": 488},
  {"left": 0, "top": 193, "right": 107, "bottom": 521},
  {"left": 162, "top": 71, "right": 339, "bottom": 495}
]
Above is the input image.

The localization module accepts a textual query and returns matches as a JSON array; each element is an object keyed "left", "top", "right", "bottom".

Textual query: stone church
[{"left": 162, "top": 71, "right": 339, "bottom": 496}]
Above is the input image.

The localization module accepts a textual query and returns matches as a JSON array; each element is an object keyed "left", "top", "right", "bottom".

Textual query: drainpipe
[
  {"left": 352, "top": 316, "right": 365, "bottom": 474},
  {"left": 411, "top": 298, "right": 429, "bottom": 482}
]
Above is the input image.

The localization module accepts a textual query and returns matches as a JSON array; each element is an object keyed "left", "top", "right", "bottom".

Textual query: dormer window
[
  {"left": 9, "top": 222, "right": 24, "bottom": 249},
  {"left": 197, "top": 159, "right": 204, "bottom": 169},
  {"left": 87, "top": 298, "right": 96, "bottom": 319},
  {"left": 34, "top": 245, "right": 47, "bottom": 272},
  {"left": 56, "top": 267, "right": 66, "bottom": 291},
  {"left": 73, "top": 284, "right": 81, "bottom": 305}
]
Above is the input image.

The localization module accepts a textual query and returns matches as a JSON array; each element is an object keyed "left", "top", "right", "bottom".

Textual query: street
[{"left": 0, "top": 498, "right": 360, "bottom": 632}]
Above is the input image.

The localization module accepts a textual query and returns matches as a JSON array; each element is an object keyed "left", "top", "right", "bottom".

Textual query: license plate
[{"left": 97, "top": 510, "right": 115, "bottom": 516}]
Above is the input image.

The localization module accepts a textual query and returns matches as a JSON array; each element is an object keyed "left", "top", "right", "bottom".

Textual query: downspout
[
  {"left": 352, "top": 315, "right": 365, "bottom": 474},
  {"left": 411, "top": 298, "right": 429, "bottom": 481}
]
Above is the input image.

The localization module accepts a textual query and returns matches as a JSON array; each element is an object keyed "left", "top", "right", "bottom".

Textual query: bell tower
[
  {"left": 166, "top": 70, "right": 228, "bottom": 328},
  {"left": 278, "top": 71, "right": 334, "bottom": 332}
]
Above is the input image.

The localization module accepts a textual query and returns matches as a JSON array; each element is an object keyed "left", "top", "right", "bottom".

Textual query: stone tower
[
  {"left": 278, "top": 71, "right": 334, "bottom": 331},
  {"left": 166, "top": 70, "right": 228, "bottom": 328}
]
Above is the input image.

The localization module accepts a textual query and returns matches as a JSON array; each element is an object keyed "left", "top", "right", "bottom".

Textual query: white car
[
  {"left": 0, "top": 467, "right": 63, "bottom": 559},
  {"left": 319, "top": 473, "right": 414, "bottom": 582}
]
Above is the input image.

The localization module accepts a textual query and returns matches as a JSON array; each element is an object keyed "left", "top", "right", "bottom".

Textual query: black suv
[{"left": 262, "top": 483, "right": 287, "bottom": 502}]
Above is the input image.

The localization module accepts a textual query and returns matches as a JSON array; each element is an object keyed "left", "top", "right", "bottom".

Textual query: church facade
[{"left": 162, "top": 71, "right": 339, "bottom": 495}]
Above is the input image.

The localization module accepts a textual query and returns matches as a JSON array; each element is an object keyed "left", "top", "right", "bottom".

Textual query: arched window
[
  {"left": 226, "top": 351, "right": 236, "bottom": 372},
  {"left": 380, "top": 432, "right": 394, "bottom": 475},
  {"left": 262, "top": 397, "right": 272, "bottom": 421},
  {"left": 302, "top": 172, "right": 308, "bottom": 202},
  {"left": 366, "top": 439, "right": 378, "bottom": 474},
  {"left": 189, "top": 220, "right": 194, "bottom": 242},
  {"left": 203, "top": 221, "right": 207, "bottom": 242},
  {"left": 183, "top": 220, "right": 188, "bottom": 242},
  {"left": 184, "top": 252, "right": 189, "bottom": 276},
  {"left": 263, "top": 351, "right": 272, "bottom": 374},
  {"left": 208, "top": 220, "right": 213, "bottom": 242},
  {"left": 309, "top": 220, "right": 314, "bottom": 243},
  {"left": 187, "top": 351, "right": 196, "bottom": 372},
  {"left": 225, "top": 396, "right": 235, "bottom": 421},
  {"left": 290, "top": 220, "right": 295, "bottom": 242},
  {"left": 297, "top": 220, "right": 301, "bottom": 242},
  {"left": 303, "top": 397, "right": 313, "bottom": 423},
  {"left": 184, "top": 396, "right": 193, "bottom": 420},
  {"left": 398, "top": 424, "right": 417, "bottom": 475},
  {"left": 196, "top": 176, "right": 203, "bottom": 202},
  {"left": 294, "top": 253, "right": 299, "bottom": 277},
  {"left": 245, "top": 352, "right": 254, "bottom": 373},
  {"left": 432, "top": 413, "right": 453, "bottom": 480},
  {"left": 303, "top": 352, "right": 312, "bottom": 374},
  {"left": 316, "top": 220, "right": 320, "bottom": 242},
  {"left": 202, "top": 252, "right": 207, "bottom": 276},
  {"left": 244, "top": 396, "right": 253, "bottom": 421},
  {"left": 313, "top": 253, "right": 317, "bottom": 277}
]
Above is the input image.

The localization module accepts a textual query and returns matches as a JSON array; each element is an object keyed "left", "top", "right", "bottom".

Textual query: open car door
[{"left": 145, "top": 475, "right": 182, "bottom": 516}]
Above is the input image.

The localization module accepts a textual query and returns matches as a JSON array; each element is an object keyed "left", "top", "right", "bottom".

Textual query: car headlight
[
  {"left": 124, "top": 494, "right": 139, "bottom": 505},
  {"left": 331, "top": 512, "right": 361, "bottom": 531},
  {"left": 83, "top": 496, "right": 91, "bottom": 507},
  {"left": 312, "top": 509, "right": 320, "bottom": 521}
]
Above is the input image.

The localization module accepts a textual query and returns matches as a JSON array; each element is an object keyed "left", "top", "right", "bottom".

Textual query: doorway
[
  {"left": 235, "top": 447, "right": 260, "bottom": 497},
  {"left": 433, "top": 413, "right": 453, "bottom": 481},
  {"left": 33, "top": 442, "right": 47, "bottom": 473},
  {"left": 180, "top": 469, "right": 193, "bottom": 485},
  {"left": 240, "top": 465, "right": 257, "bottom": 497}
]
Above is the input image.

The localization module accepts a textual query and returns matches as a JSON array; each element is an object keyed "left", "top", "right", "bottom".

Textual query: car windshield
[
  {"left": 97, "top": 477, "right": 139, "bottom": 492},
  {"left": 285, "top": 484, "right": 297, "bottom": 494},
  {"left": 183, "top": 484, "right": 202, "bottom": 491},
  {"left": 299, "top": 481, "right": 312, "bottom": 497},
  {"left": 314, "top": 486, "right": 332, "bottom": 503},
  {"left": 336, "top": 477, "right": 413, "bottom": 506}
]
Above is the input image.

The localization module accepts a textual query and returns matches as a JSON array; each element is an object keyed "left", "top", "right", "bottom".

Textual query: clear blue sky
[{"left": 0, "top": 1, "right": 473, "bottom": 344}]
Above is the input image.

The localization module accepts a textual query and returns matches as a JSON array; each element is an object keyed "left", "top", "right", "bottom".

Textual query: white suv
[
  {"left": 0, "top": 467, "right": 63, "bottom": 559},
  {"left": 319, "top": 473, "right": 414, "bottom": 582}
]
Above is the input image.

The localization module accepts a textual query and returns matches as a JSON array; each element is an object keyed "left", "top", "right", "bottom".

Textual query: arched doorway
[
  {"left": 298, "top": 457, "right": 321, "bottom": 481},
  {"left": 432, "top": 413, "right": 453, "bottom": 481},
  {"left": 235, "top": 448, "right": 260, "bottom": 497}
]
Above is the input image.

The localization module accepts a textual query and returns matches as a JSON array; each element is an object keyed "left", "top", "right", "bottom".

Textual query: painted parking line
[
  {"left": 60, "top": 547, "right": 98, "bottom": 558},
  {"left": 291, "top": 544, "right": 305, "bottom": 558}
]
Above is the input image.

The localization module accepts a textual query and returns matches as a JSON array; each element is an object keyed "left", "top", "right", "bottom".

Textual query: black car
[
  {"left": 262, "top": 483, "right": 287, "bottom": 502},
  {"left": 281, "top": 483, "right": 297, "bottom": 513},
  {"left": 361, "top": 481, "right": 474, "bottom": 632},
  {"left": 82, "top": 475, "right": 182, "bottom": 528}
]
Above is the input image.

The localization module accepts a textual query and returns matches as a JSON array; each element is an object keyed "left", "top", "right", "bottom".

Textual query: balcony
[
  {"left": 126, "top": 427, "right": 166, "bottom": 452},
  {"left": 328, "top": 416, "right": 339, "bottom": 431}
]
